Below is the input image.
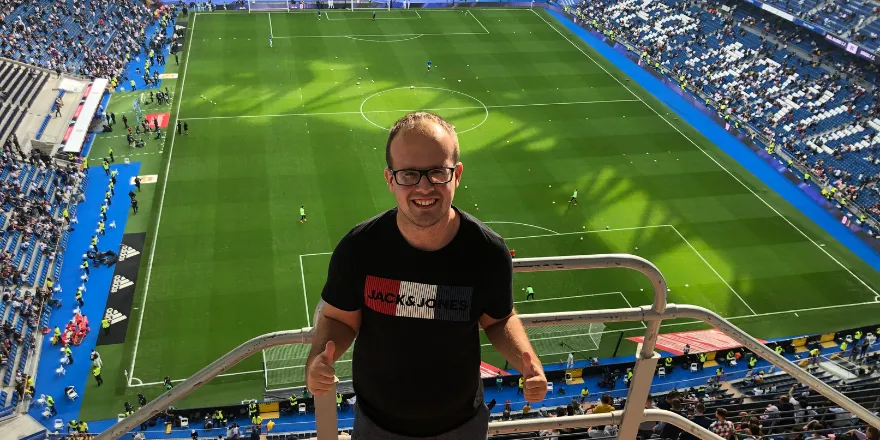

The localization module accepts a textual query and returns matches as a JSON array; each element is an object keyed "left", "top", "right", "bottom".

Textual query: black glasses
[{"left": 388, "top": 167, "right": 456, "bottom": 186}]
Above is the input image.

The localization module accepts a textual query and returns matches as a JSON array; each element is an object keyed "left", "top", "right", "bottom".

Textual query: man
[
  {"left": 566, "top": 352, "right": 574, "bottom": 369},
  {"left": 46, "top": 394, "right": 56, "bottom": 416},
  {"left": 569, "top": 189, "right": 578, "bottom": 205},
  {"left": 177, "top": 120, "right": 182, "bottom": 135},
  {"left": 183, "top": 121, "right": 189, "bottom": 135},
  {"left": 300, "top": 206, "right": 307, "bottom": 223},
  {"left": 305, "top": 112, "right": 546, "bottom": 438},
  {"left": 93, "top": 365, "right": 103, "bottom": 386},
  {"left": 269, "top": 36, "right": 273, "bottom": 48},
  {"left": 132, "top": 198, "right": 139, "bottom": 215},
  {"left": 709, "top": 408, "right": 734, "bottom": 439},
  {"left": 101, "top": 317, "right": 110, "bottom": 335},
  {"left": 427, "top": 59, "right": 432, "bottom": 71},
  {"left": 91, "top": 349, "right": 103, "bottom": 368},
  {"left": 525, "top": 285, "right": 535, "bottom": 301},
  {"left": 135, "top": 176, "right": 142, "bottom": 192},
  {"left": 681, "top": 402, "right": 712, "bottom": 440}
]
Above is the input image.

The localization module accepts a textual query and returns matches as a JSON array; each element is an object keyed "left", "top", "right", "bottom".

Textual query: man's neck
[{"left": 397, "top": 207, "right": 460, "bottom": 251}]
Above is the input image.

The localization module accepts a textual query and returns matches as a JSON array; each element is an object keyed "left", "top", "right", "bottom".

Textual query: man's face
[{"left": 385, "top": 122, "right": 462, "bottom": 229}]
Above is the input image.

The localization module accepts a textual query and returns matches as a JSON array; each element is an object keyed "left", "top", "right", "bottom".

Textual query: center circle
[{"left": 359, "top": 87, "right": 489, "bottom": 134}]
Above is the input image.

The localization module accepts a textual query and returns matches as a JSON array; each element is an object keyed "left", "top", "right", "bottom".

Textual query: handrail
[
  {"left": 488, "top": 409, "right": 720, "bottom": 438},
  {"left": 93, "top": 255, "right": 880, "bottom": 439},
  {"left": 95, "top": 329, "right": 314, "bottom": 439}
]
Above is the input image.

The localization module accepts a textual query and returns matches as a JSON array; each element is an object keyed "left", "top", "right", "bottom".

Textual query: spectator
[{"left": 710, "top": 408, "right": 735, "bottom": 439}]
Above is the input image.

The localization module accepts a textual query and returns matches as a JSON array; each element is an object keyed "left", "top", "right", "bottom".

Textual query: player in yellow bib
[
  {"left": 300, "top": 206, "right": 307, "bottom": 223},
  {"left": 569, "top": 189, "right": 578, "bottom": 206},
  {"left": 526, "top": 285, "right": 535, "bottom": 301}
]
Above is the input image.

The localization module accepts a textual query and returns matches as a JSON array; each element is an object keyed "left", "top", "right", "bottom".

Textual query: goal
[
  {"left": 249, "top": 0, "right": 390, "bottom": 11},
  {"left": 263, "top": 343, "right": 354, "bottom": 392},
  {"left": 526, "top": 322, "right": 607, "bottom": 360},
  {"left": 249, "top": 0, "right": 292, "bottom": 11}
]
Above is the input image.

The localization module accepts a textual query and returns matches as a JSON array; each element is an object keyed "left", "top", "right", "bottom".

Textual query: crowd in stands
[
  {"left": 0, "top": 136, "right": 85, "bottom": 410},
  {"left": 484, "top": 342, "right": 880, "bottom": 440},
  {"left": 566, "top": 0, "right": 880, "bottom": 223},
  {"left": 0, "top": 0, "right": 153, "bottom": 79}
]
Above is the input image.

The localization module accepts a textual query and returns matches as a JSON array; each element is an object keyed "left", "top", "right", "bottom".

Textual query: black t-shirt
[{"left": 321, "top": 207, "right": 513, "bottom": 437}]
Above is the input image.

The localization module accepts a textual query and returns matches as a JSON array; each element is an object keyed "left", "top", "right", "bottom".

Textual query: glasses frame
[{"left": 388, "top": 166, "right": 457, "bottom": 186}]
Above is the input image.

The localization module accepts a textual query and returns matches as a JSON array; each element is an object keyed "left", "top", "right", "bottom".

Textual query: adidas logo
[
  {"left": 111, "top": 275, "right": 134, "bottom": 293},
  {"left": 104, "top": 308, "right": 127, "bottom": 325},
  {"left": 119, "top": 245, "right": 140, "bottom": 261}
]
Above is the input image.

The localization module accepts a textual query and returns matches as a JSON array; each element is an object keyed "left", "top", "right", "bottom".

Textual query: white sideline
[
  {"left": 268, "top": 12, "right": 274, "bottom": 38},
  {"left": 468, "top": 10, "right": 491, "bottom": 34},
  {"left": 514, "top": 291, "right": 623, "bottom": 304},
  {"left": 668, "top": 225, "right": 756, "bottom": 315},
  {"left": 528, "top": 8, "right": 879, "bottom": 300},
  {"left": 127, "top": 14, "right": 197, "bottom": 387},
  {"left": 182, "top": 99, "right": 641, "bottom": 121}
]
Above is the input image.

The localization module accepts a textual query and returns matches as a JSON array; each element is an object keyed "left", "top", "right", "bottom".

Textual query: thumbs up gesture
[
  {"left": 306, "top": 341, "right": 337, "bottom": 395},
  {"left": 521, "top": 351, "right": 547, "bottom": 403}
]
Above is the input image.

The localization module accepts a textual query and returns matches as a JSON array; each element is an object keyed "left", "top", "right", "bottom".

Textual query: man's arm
[
  {"left": 305, "top": 302, "right": 361, "bottom": 395},
  {"left": 480, "top": 312, "right": 547, "bottom": 402}
]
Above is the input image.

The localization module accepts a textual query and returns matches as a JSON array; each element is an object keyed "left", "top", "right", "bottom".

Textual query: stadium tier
[{"left": 0, "top": 0, "right": 879, "bottom": 438}]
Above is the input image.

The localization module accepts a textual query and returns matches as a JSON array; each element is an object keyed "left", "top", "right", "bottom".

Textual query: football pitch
[{"left": 79, "top": 7, "right": 880, "bottom": 419}]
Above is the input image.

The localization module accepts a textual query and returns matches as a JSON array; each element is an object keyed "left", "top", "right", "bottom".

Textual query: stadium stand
[
  {"left": 0, "top": 0, "right": 152, "bottom": 79},
  {"left": 0, "top": 145, "right": 85, "bottom": 416},
  {"left": 0, "top": 59, "right": 49, "bottom": 148},
  {"left": 566, "top": 0, "right": 880, "bottom": 225}
]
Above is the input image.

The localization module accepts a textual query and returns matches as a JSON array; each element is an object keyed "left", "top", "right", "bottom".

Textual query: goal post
[
  {"left": 350, "top": 0, "right": 391, "bottom": 11},
  {"left": 263, "top": 343, "right": 355, "bottom": 392},
  {"left": 249, "top": 0, "right": 292, "bottom": 12}
]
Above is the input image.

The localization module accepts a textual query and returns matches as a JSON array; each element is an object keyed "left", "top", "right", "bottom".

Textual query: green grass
[{"left": 78, "top": 7, "right": 880, "bottom": 420}]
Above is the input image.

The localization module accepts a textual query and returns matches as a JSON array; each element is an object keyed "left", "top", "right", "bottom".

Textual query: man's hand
[
  {"left": 521, "top": 351, "right": 547, "bottom": 402},
  {"left": 306, "top": 341, "right": 336, "bottom": 395}
]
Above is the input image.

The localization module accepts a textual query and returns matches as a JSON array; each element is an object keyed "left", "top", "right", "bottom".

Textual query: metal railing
[{"left": 94, "top": 255, "right": 880, "bottom": 439}]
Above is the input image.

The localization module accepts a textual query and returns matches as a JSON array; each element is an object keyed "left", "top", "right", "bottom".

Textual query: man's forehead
[{"left": 390, "top": 125, "right": 456, "bottom": 165}]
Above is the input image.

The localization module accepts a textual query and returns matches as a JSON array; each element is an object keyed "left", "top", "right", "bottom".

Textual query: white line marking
[
  {"left": 668, "top": 225, "right": 757, "bottom": 315},
  {"left": 484, "top": 221, "right": 559, "bottom": 234},
  {"left": 272, "top": 31, "right": 486, "bottom": 38},
  {"left": 201, "top": 8, "right": 529, "bottom": 15},
  {"left": 268, "top": 12, "right": 274, "bottom": 38},
  {"left": 183, "top": 99, "right": 640, "bottom": 121},
  {"left": 514, "top": 291, "right": 622, "bottom": 304},
  {"left": 530, "top": 8, "right": 879, "bottom": 299},
  {"left": 299, "top": 255, "right": 311, "bottom": 327},
  {"left": 504, "top": 224, "right": 669, "bottom": 241},
  {"left": 300, "top": 251, "right": 333, "bottom": 257},
  {"left": 127, "top": 13, "right": 198, "bottom": 388},
  {"left": 468, "top": 10, "right": 490, "bottom": 34},
  {"left": 325, "top": 11, "right": 418, "bottom": 20},
  {"left": 130, "top": 360, "right": 355, "bottom": 387},
  {"left": 616, "top": 291, "right": 647, "bottom": 328},
  {"left": 415, "top": 10, "right": 422, "bottom": 19}
]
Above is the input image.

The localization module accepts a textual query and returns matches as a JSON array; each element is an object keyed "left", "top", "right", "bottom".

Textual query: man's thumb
[
  {"left": 321, "top": 341, "right": 336, "bottom": 363},
  {"left": 522, "top": 351, "right": 536, "bottom": 376}
]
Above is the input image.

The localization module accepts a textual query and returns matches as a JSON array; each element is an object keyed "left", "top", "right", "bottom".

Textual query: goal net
[
  {"left": 250, "top": 0, "right": 390, "bottom": 11},
  {"left": 526, "top": 322, "right": 607, "bottom": 360},
  {"left": 263, "top": 343, "right": 354, "bottom": 392},
  {"left": 249, "top": 0, "right": 292, "bottom": 11}
]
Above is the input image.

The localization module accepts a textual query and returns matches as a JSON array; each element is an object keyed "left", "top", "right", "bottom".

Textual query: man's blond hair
[{"left": 385, "top": 112, "right": 459, "bottom": 168}]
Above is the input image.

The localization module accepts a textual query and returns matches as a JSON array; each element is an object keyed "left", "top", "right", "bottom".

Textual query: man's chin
[{"left": 401, "top": 208, "right": 446, "bottom": 229}]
